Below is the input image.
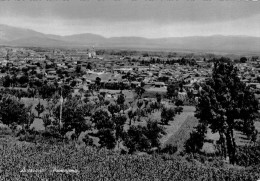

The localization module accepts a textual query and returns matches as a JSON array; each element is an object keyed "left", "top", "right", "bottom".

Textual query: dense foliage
[
  {"left": 195, "top": 62, "right": 259, "bottom": 164},
  {"left": 0, "top": 143, "right": 260, "bottom": 180},
  {"left": 0, "top": 94, "right": 28, "bottom": 126}
]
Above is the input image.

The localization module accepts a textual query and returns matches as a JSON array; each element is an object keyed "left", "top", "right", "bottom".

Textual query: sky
[{"left": 0, "top": 0, "right": 259, "bottom": 38}]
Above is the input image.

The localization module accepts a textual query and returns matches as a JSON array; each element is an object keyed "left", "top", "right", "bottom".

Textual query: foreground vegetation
[{"left": 0, "top": 142, "right": 260, "bottom": 181}]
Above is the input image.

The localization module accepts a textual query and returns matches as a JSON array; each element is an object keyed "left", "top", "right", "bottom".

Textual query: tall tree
[
  {"left": 117, "top": 91, "right": 125, "bottom": 112},
  {"left": 167, "top": 82, "right": 179, "bottom": 101},
  {"left": 35, "top": 100, "right": 45, "bottom": 118},
  {"left": 113, "top": 114, "right": 127, "bottom": 148},
  {"left": 195, "top": 61, "right": 259, "bottom": 164},
  {"left": 135, "top": 86, "right": 145, "bottom": 99},
  {"left": 53, "top": 97, "right": 89, "bottom": 138},
  {"left": 92, "top": 108, "right": 116, "bottom": 149}
]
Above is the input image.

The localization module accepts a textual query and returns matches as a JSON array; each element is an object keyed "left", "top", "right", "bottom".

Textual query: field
[
  {"left": 160, "top": 106, "right": 195, "bottom": 147},
  {"left": 0, "top": 141, "right": 259, "bottom": 180},
  {"left": 164, "top": 116, "right": 199, "bottom": 151}
]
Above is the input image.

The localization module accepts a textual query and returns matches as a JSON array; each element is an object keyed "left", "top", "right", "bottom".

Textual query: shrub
[{"left": 160, "top": 144, "right": 178, "bottom": 155}]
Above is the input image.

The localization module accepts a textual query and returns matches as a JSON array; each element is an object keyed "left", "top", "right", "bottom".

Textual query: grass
[
  {"left": 164, "top": 116, "right": 199, "bottom": 150},
  {"left": 160, "top": 106, "right": 195, "bottom": 147}
]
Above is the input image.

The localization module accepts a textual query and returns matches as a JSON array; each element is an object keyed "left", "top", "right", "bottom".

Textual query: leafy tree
[
  {"left": 124, "top": 120, "right": 165, "bottom": 153},
  {"left": 156, "top": 93, "right": 162, "bottom": 104},
  {"left": 53, "top": 97, "right": 90, "bottom": 138},
  {"left": 70, "top": 80, "right": 77, "bottom": 87},
  {"left": 60, "top": 84, "right": 72, "bottom": 99},
  {"left": 160, "top": 144, "right": 178, "bottom": 155},
  {"left": 42, "top": 114, "right": 52, "bottom": 128},
  {"left": 135, "top": 86, "right": 145, "bottom": 99},
  {"left": 95, "top": 77, "right": 101, "bottom": 91},
  {"left": 240, "top": 57, "right": 247, "bottom": 63},
  {"left": 97, "top": 93, "right": 105, "bottom": 107},
  {"left": 108, "top": 102, "right": 120, "bottom": 116},
  {"left": 18, "top": 75, "right": 29, "bottom": 85},
  {"left": 145, "top": 120, "right": 165, "bottom": 148},
  {"left": 38, "top": 83, "right": 57, "bottom": 100},
  {"left": 113, "top": 114, "right": 127, "bottom": 148},
  {"left": 195, "top": 61, "right": 259, "bottom": 164},
  {"left": 86, "top": 63, "right": 92, "bottom": 70},
  {"left": 35, "top": 100, "right": 45, "bottom": 118},
  {"left": 167, "top": 82, "right": 179, "bottom": 100},
  {"left": 185, "top": 123, "right": 207, "bottom": 154},
  {"left": 127, "top": 109, "right": 136, "bottom": 125},
  {"left": 75, "top": 65, "right": 82, "bottom": 74},
  {"left": 3, "top": 75, "right": 11, "bottom": 87},
  {"left": 92, "top": 108, "right": 116, "bottom": 149},
  {"left": 117, "top": 91, "right": 125, "bottom": 111},
  {"left": 98, "top": 128, "right": 116, "bottom": 149},
  {"left": 82, "top": 134, "right": 94, "bottom": 146},
  {"left": 161, "top": 107, "right": 176, "bottom": 125},
  {"left": 124, "top": 125, "right": 151, "bottom": 153},
  {"left": 0, "top": 94, "right": 28, "bottom": 127},
  {"left": 175, "top": 99, "right": 183, "bottom": 107}
]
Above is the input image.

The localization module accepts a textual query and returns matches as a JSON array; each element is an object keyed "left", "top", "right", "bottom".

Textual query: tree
[
  {"left": 53, "top": 97, "right": 90, "bottom": 138},
  {"left": 167, "top": 82, "right": 179, "bottom": 100},
  {"left": 145, "top": 120, "right": 165, "bottom": 148},
  {"left": 113, "top": 114, "right": 127, "bottom": 148},
  {"left": 117, "top": 91, "right": 125, "bottom": 112},
  {"left": 18, "top": 75, "right": 29, "bottom": 86},
  {"left": 95, "top": 77, "right": 101, "bottom": 91},
  {"left": 124, "top": 125, "right": 150, "bottom": 153},
  {"left": 135, "top": 86, "right": 145, "bottom": 99},
  {"left": 38, "top": 83, "right": 57, "bottom": 100},
  {"left": 92, "top": 108, "right": 116, "bottom": 149},
  {"left": 3, "top": 75, "right": 11, "bottom": 87},
  {"left": 240, "top": 57, "right": 247, "bottom": 63},
  {"left": 86, "top": 63, "right": 92, "bottom": 70},
  {"left": 156, "top": 93, "right": 162, "bottom": 105},
  {"left": 108, "top": 102, "right": 120, "bottom": 116},
  {"left": 185, "top": 123, "right": 206, "bottom": 154},
  {"left": 60, "top": 84, "right": 72, "bottom": 99},
  {"left": 127, "top": 109, "right": 136, "bottom": 125},
  {"left": 195, "top": 61, "right": 259, "bottom": 164},
  {"left": 97, "top": 128, "right": 116, "bottom": 149},
  {"left": 0, "top": 94, "right": 28, "bottom": 127},
  {"left": 35, "top": 100, "right": 45, "bottom": 118},
  {"left": 124, "top": 121, "right": 165, "bottom": 153},
  {"left": 161, "top": 107, "right": 176, "bottom": 125},
  {"left": 174, "top": 99, "right": 184, "bottom": 115},
  {"left": 42, "top": 114, "right": 52, "bottom": 128},
  {"left": 75, "top": 65, "right": 82, "bottom": 74}
]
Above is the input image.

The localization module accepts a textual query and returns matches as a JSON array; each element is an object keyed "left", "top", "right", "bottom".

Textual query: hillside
[{"left": 0, "top": 24, "right": 260, "bottom": 53}]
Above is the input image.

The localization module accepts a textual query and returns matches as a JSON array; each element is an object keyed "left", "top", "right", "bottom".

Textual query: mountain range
[{"left": 0, "top": 24, "right": 260, "bottom": 53}]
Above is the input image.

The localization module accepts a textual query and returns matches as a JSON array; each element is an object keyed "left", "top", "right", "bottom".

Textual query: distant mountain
[
  {"left": 61, "top": 33, "right": 106, "bottom": 45},
  {"left": 0, "top": 24, "right": 46, "bottom": 42},
  {"left": 7, "top": 36, "right": 72, "bottom": 47},
  {"left": 0, "top": 24, "right": 260, "bottom": 53}
]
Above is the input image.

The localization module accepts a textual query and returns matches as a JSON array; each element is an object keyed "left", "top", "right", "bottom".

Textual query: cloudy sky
[{"left": 0, "top": 0, "right": 259, "bottom": 38}]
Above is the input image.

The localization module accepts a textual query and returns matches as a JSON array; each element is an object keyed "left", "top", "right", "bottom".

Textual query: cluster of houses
[{"left": 0, "top": 47, "right": 259, "bottom": 102}]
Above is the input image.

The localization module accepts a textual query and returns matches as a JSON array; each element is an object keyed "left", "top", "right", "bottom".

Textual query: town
[{"left": 0, "top": 47, "right": 259, "bottom": 102}]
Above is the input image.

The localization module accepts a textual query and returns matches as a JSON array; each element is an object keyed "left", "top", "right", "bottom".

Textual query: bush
[
  {"left": 160, "top": 144, "right": 178, "bottom": 155},
  {"left": 236, "top": 145, "right": 260, "bottom": 167}
]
